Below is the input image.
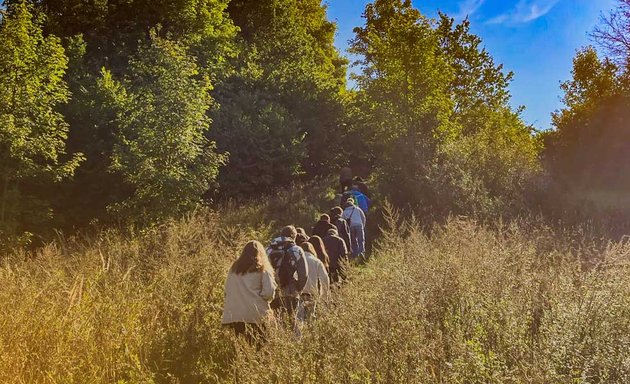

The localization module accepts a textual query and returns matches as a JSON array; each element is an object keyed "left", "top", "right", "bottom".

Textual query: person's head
[
  {"left": 296, "top": 227, "right": 307, "bottom": 236},
  {"left": 327, "top": 228, "right": 338, "bottom": 237},
  {"left": 351, "top": 185, "right": 359, "bottom": 191},
  {"left": 344, "top": 198, "right": 355, "bottom": 208},
  {"left": 308, "top": 235, "right": 329, "bottom": 267},
  {"left": 319, "top": 214, "right": 330, "bottom": 223},
  {"left": 231, "top": 240, "right": 272, "bottom": 275},
  {"left": 300, "top": 241, "right": 317, "bottom": 256},
  {"left": 295, "top": 232, "right": 309, "bottom": 245},
  {"left": 330, "top": 206, "right": 343, "bottom": 218},
  {"left": 281, "top": 225, "right": 298, "bottom": 240},
  {"left": 354, "top": 176, "right": 364, "bottom": 182}
]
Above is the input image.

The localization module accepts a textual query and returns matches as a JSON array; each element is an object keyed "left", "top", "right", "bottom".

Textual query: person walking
[
  {"left": 352, "top": 176, "right": 370, "bottom": 198},
  {"left": 311, "top": 214, "right": 336, "bottom": 238},
  {"left": 342, "top": 199, "right": 366, "bottom": 260},
  {"left": 323, "top": 228, "right": 349, "bottom": 283},
  {"left": 267, "top": 226, "right": 308, "bottom": 322},
  {"left": 330, "top": 206, "right": 351, "bottom": 251},
  {"left": 307, "top": 235, "right": 330, "bottom": 273},
  {"left": 298, "top": 242, "right": 330, "bottom": 322},
  {"left": 350, "top": 186, "right": 371, "bottom": 213},
  {"left": 222, "top": 240, "right": 277, "bottom": 344},
  {"left": 339, "top": 166, "right": 352, "bottom": 194}
]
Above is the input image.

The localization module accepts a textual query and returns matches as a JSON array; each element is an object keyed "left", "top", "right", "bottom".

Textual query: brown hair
[
  {"left": 296, "top": 232, "right": 310, "bottom": 246},
  {"left": 330, "top": 206, "right": 343, "bottom": 218},
  {"left": 300, "top": 241, "right": 317, "bottom": 256},
  {"left": 308, "top": 235, "right": 329, "bottom": 269},
  {"left": 230, "top": 240, "right": 272, "bottom": 275},
  {"left": 281, "top": 225, "right": 298, "bottom": 239}
]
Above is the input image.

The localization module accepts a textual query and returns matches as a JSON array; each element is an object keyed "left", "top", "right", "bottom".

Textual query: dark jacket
[
  {"left": 323, "top": 234, "right": 348, "bottom": 271},
  {"left": 312, "top": 220, "right": 336, "bottom": 238},
  {"left": 266, "top": 237, "right": 308, "bottom": 297},
  {"left": 331, "top": 216, "right": 351, "bottom": 251},
  {"left": 355, "top": 181, "right": 369, "bottom": 197}
]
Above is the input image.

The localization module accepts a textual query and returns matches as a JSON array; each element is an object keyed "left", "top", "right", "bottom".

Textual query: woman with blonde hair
[
  {"left": 299, "top": 242, "right": 330, "bottom": 322},
  {"left": 222, "top": 240, "right": 277, "bottom": 343}
]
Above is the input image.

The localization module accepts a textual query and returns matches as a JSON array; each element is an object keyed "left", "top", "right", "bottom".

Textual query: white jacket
[
  {"left": 342, "top": 205, "right": 366, "bottom": 227},
  {"left": 302, "top": 252, "right": 330, "bottom": 299},
  {"left": 221, "top": 270, "right": 276, "bottom": 324}
]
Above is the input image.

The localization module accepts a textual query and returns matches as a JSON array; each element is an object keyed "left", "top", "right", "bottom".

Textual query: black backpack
[{"left": 268, "top": 241, "right": 298, "bottom": 287}]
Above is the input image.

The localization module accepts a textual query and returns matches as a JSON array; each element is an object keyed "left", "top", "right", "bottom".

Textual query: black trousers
[
  {"left": 271, "top": 295, "right": 299, "bottom": 317},
  {"left": 229, "top": 322, "right": 265, "bottom": 345}
]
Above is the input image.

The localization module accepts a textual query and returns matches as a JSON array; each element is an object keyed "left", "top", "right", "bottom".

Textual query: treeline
[{"left": 0, "top": 0, "right": 628, "bottom": 248}]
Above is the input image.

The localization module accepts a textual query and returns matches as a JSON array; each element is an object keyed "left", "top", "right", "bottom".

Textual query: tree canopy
[{"left": 3, "top": 0, "right": 627, "bottom": 246}]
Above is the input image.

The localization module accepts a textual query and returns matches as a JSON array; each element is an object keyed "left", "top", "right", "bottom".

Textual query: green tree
[
  {"left": 349, "top": 1, "right": 540, "bottom": 217},
  {"left": 0, "top": 1, "right": 82, "bottom": 246},
  {"left": 211, "top": 73, "right": 305, "bottom": 196},
  {"left": 435, "top": 13, "right": 540, "bottom": 216},
  {"left": 349, "top": 0, "right": 455, "bottom": 211},
  {"left": 98, "top": 33, "right": 226, "bottom": 224},
  {"left": 544, "top": 47, "right": 630, "bottom": 213},
  {"left": 38, "top": 0, "right": 237, "bottom": 75},
  {"left": 211, "top": 0, "right": 347, "bottom": 197},
  {"left": 31, "top": 0, "right": 238, "bottom": 226}
]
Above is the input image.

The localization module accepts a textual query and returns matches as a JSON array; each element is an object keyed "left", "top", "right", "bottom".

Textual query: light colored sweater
[
  {"left": 221, "top": 270, "right": 276, "bottom": 324},
  {"left": 302, "top": 252, "right": 330, "bottom": 299},
  {"left": 342, "top": 205, "right": 366, "bottom": 227}
]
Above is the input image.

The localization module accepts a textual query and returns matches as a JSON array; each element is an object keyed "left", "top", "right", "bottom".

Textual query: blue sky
[{"left": 325, "top": 0, "right": 618, "bottom": 130}]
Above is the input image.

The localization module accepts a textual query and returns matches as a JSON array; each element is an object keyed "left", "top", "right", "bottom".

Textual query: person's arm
[
  {"left": 294, "top": 248, "right": 308, "bottom": 292},
  {"left": 318, "top": 261, "right": 330, "bottom": 300},
  {"left": 340, "top": 237, "right": 348, "bottom": 257},
  {"left": 359, "top": 208, "right": 366, "bottom": 226},
  {"left": 260, "top": 270, "right": 277, "bottom": 302}
]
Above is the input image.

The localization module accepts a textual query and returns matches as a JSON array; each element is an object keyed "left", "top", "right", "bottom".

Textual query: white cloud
[
  {"left": 452, "top": 0, "right": 486, "bottom": 20},
  {"left": 485, "top": 0, "right": 561, "bottom": 25}
]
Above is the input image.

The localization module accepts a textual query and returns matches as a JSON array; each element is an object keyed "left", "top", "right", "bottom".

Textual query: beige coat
[
  {"left": 303, "top": 252, "right": 330, "bottom": 299},
  {"left": 221, "top": 270, "right": 276, "bottom": 324}
]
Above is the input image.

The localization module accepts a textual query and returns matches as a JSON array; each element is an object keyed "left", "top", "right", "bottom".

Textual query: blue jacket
[{"left": 350, "top": 190, "right": 370, "bottom": 213}]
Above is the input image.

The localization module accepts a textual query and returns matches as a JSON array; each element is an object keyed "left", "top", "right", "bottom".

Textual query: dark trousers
[
  {"left": 271, "top": 295, "right": 299, "bottom": 317},
  {"left": 330, "top": 264, "right": 347, "bottom": 284},
  {"left": 271, "top": 295, "right": 300, "bottom": 336},
  {"left": 229, "top": 322, "right": 265, "bottom": 345}
]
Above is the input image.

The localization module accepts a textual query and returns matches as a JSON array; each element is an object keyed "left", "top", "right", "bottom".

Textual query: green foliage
[
  {"left": 544, "top": 47, "right": 630, "bottom": 216},
  {"left": 436, "top": 13, "right": 513, "bottom": 122},
  {"left": 211, "top": 0, "right": 347, "bottom": 197},
  {"left": 432, "top": 14, "right": 541, "bottom": 218},
  {"left": 0, "top": 1, "right": 82, "bottom": 247},
  {"left": 38, "top": 0, "right": 238, "bottom": 75},
  {"left": 212, "top": 76, "right": 306, "bottom": 196},
  {"left": 32, "top": 0, "right": 238, "bottom": 228},
  {"left": 97, "top": 33, "right": 227, "bottom": 225},
  {"left": 349, "top": 0, "right": 456, "bottom": 211},
  {"left": 349, "top": 2, "right": 540, "bottom": 218}
]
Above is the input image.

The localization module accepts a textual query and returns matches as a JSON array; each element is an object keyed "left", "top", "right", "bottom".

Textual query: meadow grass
[{"left": 1, "top": 189, "right": 629, "bottom": 383}]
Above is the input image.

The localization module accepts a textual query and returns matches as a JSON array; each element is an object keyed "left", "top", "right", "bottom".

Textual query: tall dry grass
[
  {"left": 230, "top": 211, "right": 630, "bottom": 383},
  {"left": 1, "top": 189, "right": 629, "bottom": 383}
]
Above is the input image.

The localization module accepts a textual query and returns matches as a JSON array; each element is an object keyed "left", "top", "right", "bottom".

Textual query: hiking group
[{"left": 221, "top": 170, "right": 371, "bottom": 343}]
